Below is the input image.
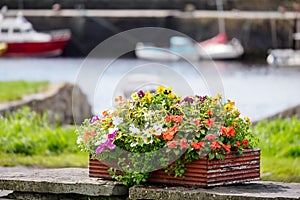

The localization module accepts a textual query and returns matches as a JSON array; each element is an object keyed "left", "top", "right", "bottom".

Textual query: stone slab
[
  {"left": 0, "top": 167, "right": 127, "bottom": 197},
  {"left": 129, "top": 181, "right": 300, "bottom": 200}
]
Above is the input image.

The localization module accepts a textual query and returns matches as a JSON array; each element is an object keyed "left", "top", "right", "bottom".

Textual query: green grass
[
  {"left": 0, "top": 81, "right": 49, "bottom": 102},
  {"left": 255, "top": 116, "right": 300, "bottom": 182},
  {"left": 0, "top": 107, "right": 88, "bottom": 167}
]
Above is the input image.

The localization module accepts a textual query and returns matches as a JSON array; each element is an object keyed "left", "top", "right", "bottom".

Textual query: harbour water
[{"left": 0, "top": 57, "right": 300, "bottom": 122}]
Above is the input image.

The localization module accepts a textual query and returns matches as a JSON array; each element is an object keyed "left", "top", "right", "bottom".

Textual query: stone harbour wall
[{"left": 0, "top": 82, "right": 92, "bottom": 125}]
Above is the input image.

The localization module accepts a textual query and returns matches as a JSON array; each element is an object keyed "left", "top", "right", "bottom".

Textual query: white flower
[
  {"left": 109, "top": 127, "right": 118, "bottom": 134},
  {"left": 130, "top": 142, "right": 138, "bottom": 147},
  {"left": 112, "top": 116, "right": 123, "bottom": 126},
  {"left": 129, "top": 124, "right": 140, "bottom": 134},
  {"left": 76, "top": 137, "right": 83, "bottom": 144}
]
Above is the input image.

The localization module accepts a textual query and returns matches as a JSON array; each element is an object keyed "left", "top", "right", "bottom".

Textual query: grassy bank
[
  {"left": 254, "top": 116, "right": 300, "bottom": 182},
  {"left": 0, "top": 81, "right": 49, "bottom": 102},
  {"left": 0, "top": 107, "right": 88, "bottom": 167}
]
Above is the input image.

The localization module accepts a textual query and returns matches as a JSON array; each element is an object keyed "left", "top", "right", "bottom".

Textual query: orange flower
[
  {"left": 220, "top": 126, "right": 235, "bottom": 137},
  {"left": 191, "top": 141, "right": 204, "bottom": 150},
  {"left": 211, "top": 140, "right": 221, "bottom": 150},
  {"left": 205, "top": 118, "right": 215, "bottom": 127},
  {"left": 83, "top": 131, "right": 95, "bottom": 142},
  {"left": 222, "top": 144, "right": 231, "bottom": 153},
  {"left": 163, "top": 125, "right": 179, "bottom": 141},
  {"left": 172, "top": 115, "right": 183, "bottom": 123}
]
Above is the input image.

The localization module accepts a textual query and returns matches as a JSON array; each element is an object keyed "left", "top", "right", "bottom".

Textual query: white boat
[
  {"left": 0, "top": 10, "right": 71, "bottom": 57},
  {"left": 197, "top": 32, "right": 244, "bottom": 60},
  {"left": 135, "top": 36, "right": 200, "bottom": 61},
  {"left": 267, "top": 49, "right": 300, "bottom": 67}
]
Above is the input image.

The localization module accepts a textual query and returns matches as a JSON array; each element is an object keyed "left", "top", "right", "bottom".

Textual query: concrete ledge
[
  {"left": 129, "top": 182, "right": 300, "bottom": 200},
  {"left": 1, "top": 167, "right": 299, "bottom": 200},
  {"left": 0, "top": 167, "right": 128, "bottom": 198}
]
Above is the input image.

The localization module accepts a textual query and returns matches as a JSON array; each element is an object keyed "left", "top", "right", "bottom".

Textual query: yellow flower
[
  {"left": 216, "top": 93, "right": 222, "bottom": 100},
  {"left": 157, "top": 86, "right": 164, "bottom": 94},
  {"left": 233, "top": 108, "right": 240, "bottom": 116},
  {"left": 131, "top": 93, "right": 139, "bottom": 101},
  {"left": 168, "top": 92, "right": 176, "bottom": 99},
  {"left": 224, "top": 101, "right": 235, "bottom": 111},
  {"left": 165, "top": 87, "right": 172, "bottom": 94},
  {"left": 244, "top": 117, "right": 252, "bottom": 125},
  {"left": 144, "top": 91, "right": 153, "bottom": 101}
]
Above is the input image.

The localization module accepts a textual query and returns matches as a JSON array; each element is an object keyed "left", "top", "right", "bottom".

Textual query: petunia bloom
[
  {"left": 137, "top": 90, "right": 145, "bottom": 98},
  {"left": 90, "top": 116, "right": 100, "bottom": 125}
]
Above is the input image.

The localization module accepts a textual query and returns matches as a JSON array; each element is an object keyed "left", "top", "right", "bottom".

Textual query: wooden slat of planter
[{"left": 89, "top": 148, "right": 260, "bottom": 187}]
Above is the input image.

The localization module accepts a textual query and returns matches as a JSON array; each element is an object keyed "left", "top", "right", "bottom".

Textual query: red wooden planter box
[{"left": 89, "top": 148, "right": 260, "bottom": 187}]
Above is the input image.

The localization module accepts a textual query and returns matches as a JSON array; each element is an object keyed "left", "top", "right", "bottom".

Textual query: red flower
[
  {"left": 180, "top": 139, "right": 189, "bottom": 149},
  {"left": 220, "top": 126, "right": 235, "bottom": 137},
  {"left": 242, "top": 140, "right": 248, "bottom": 147},
  {"left": 166, "top": 115, "right": 171, "bottom": 122},
  {"left": 205, "top": 134, "right": 216, "bottom": 140},
  {"left": 236, "top": 141, "right": 241, "bottom": 147},
  {"left": 205, "top": 118, "right": 215, "bottom": 127},
  {"left": 191, "top": 141, "right": 204, "bottom": 150},
  {"left": 167, "top": 141, "right": 178, "bottom": 149},
  {"left": 207, "top": 110, "right": 213, "bottom": 116},
  {"left": 222, "top": 144, "right": 231, "bottom": 153},
  {"left": 211, "top": 140, "right": 221, "bottom": 150}
]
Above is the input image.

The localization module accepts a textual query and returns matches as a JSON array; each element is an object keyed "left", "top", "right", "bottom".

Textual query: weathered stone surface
[
  {"left": 0, "top": 167, "right": 128, "bottom": 197},
  {"left": 129, "top": 181, "right": 300, "bottom": 200},
  {"left": 0, "top": 82, "right": 92, "bottom": 124}
]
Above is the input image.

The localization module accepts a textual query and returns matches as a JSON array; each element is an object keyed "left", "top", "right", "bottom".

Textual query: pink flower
[
  {"left": 242, "top": 140, "right": 248, "bottom": 147},
  {"left": 205, "top": 134, "right": 216, "bottom": 140},
  {"left": 108, "top": 130, "right": 118, "bottom": 139},
  {"left": 180, "top": 139, "right": 189, "bottom": 149},
  {"left": 236, "top": 141, "right": 241, "bottom": 147},
  {"left": 105, "top": 140, "right": 116, "bottom": 150},
  {"left": 207, "top": 110, "right": 213, "bottom": 116},
  {"left": 167, "top": 141, "right": 178, "bottom": 149},
  {"left": 96, "top": 144, "right": 105, "bottom": 154},
  {"left": 90, "top": 116, "right": 100, "bottom": 125}
]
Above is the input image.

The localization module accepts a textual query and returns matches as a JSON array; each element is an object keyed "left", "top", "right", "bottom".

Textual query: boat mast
[{"left": 216, "top": 0, "right": 225, "bottom": 33}]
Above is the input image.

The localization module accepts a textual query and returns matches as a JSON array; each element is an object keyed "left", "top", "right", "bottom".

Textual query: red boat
[{"left": 0, "top": 12, "right": 71, "bottom": 57}]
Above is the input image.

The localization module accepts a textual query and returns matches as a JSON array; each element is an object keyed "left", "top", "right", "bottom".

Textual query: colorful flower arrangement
[{"left": 76, "top": 86, "right": 257, "bottom": 186}]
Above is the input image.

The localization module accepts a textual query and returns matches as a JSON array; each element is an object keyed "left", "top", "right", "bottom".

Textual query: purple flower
[
  {"left": 90, "top": 116, "right": 100, "bottom": 125},
  {"left": 96, "top": 144, "right": 105, "bottom": 154},
  {"left": 105, "top": 139, "right": 116, "bottom": 150},
  {"left": 195, "top": 95, "right": 207, "bottom": 104},
  {"left": 183, "top": 96, "right": 194, "bottom": 103},
  {"left": 137, "top": 90, "right": 145, "bottom": 98},
  {"left": 108, "top": 130, "right": 118, "bottom": 139}
]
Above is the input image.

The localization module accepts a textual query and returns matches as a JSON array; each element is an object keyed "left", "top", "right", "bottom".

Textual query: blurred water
[{"left": 0, "top": 57, "right": 300, "bottom": 122}]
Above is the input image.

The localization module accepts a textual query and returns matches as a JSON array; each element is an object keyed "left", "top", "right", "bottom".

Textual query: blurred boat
[
  {"left": 267, "top": 49, "right": 300, "bottom": 67},
  {"left": 0, "top": 42, "right": 7, "bottom": 55},
  {"left": 135, "top": 36, "right": 200, "bottom": 61},
  {"left": 0, "top": 11, "right": 71, "bottom": 57},
  {"left": 197, "top": 32, "right": 244, "bottom": 59}
]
